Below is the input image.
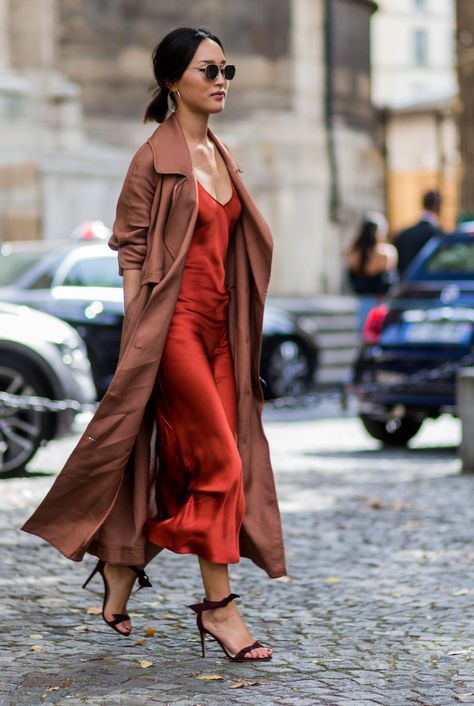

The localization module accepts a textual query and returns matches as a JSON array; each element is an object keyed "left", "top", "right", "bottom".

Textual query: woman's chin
[{"left": 208, "top": 101, "right": 226, "bottom": 115}]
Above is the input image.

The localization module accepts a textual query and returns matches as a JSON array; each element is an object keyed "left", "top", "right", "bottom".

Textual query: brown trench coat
[{"left": 21, "top": 114, "right": 287, "bottom": 579}]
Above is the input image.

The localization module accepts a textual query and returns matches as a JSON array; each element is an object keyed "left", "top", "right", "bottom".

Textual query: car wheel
[
  {"left": 0, "top": 358, "right": 49, "bottom": 476},
  {"left": 360, "top": 413, "right": 423, "bottom": 446},
  {"left": 263, "top": 337, "right": 314, "bottom": 399}
]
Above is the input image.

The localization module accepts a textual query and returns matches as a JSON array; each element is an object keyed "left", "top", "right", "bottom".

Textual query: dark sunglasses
[{"left": 196, "top": 64, "right": 236, "bottom": 81}]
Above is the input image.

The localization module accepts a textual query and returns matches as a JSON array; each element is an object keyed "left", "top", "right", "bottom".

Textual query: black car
[
  {"left": 0, "top": 302, "right": 95, "bottom": 475},
  {"left": 0, "top": 241, "right": 318, "bottom": 399},
  {"left": 353, "top": 232, "right": 474, "bottom": 445}
]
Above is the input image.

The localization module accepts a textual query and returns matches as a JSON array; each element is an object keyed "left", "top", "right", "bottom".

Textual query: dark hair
[
  {"left": 351, "top": 218, "right": 380, "bottom": 273},
  {"left": 144, "top": 27, "right": 224, "bottom": 123},
  {"left": 422, "top": 190, "right": 441, "bottom": 213}
]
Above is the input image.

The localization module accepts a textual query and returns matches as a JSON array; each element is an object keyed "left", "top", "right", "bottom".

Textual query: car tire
[
  {"left": 360, "top": 413, "right": 423, "bottom": 446},
  {"left": 0, "top": 355, "right": 51, "bottom": 476},
  {"left": 262, "top": 336, "right": 315, "bottom": 399}
]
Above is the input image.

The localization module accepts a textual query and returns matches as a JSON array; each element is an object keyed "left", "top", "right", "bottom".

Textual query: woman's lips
[{"left": 211, "top": 93, "right": 225, "bottom": 101}]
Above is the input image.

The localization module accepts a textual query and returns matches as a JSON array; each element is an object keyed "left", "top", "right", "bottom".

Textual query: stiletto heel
[
  {"left": 82, "top": 560, "right": 101, "bottom": 590},
  {"left": 82, "top": 559, "right": 152, "bottom": 636},
  {"left": 188, "top": 593, "right": 272, "bottom": 662}
]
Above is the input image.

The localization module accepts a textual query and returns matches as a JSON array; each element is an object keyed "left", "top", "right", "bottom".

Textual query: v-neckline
[{"left": 196, "top": 179, "right": 234, "bottom": 207}]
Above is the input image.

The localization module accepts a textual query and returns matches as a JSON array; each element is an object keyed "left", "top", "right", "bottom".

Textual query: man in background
[{"left": 394, "top": 190, "right": 444, "bottom": 276}]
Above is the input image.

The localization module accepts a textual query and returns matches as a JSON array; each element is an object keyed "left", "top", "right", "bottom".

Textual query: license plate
[{"left": 403, "top": 321, "right": 472, "bottom": 344}]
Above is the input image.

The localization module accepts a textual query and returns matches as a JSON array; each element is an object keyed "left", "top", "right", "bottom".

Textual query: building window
[{"left": 414, "top": 29, "right": 428, "bottom": 66}]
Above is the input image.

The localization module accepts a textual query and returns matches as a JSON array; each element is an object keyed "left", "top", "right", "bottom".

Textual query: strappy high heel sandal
[
  {"left": 188, "top": 592, "right": 272, "bottom": 662},
  {"left": 82, "top": 559, "right": 152, "bottom": 636}
]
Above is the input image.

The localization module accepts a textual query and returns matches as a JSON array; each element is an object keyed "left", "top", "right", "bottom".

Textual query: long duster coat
[{"left": 21, "top": 114, "right": 287, "bottom": 579}]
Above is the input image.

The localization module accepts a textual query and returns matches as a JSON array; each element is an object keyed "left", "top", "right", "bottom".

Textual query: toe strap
[
  {"left": 109, "top": 613, "right": 130, "bottom": 627},
  {"left": 234, "top": 641, "right": 266, "bottom": 660}
]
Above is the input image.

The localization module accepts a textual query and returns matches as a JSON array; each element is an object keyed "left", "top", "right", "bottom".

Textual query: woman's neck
[{"left": 175, "top": 109, "right": 210, "bottom": 147}]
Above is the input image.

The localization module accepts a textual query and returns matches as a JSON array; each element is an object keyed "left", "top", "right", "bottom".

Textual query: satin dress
[{"left": 145, "top": 177, "right": 244, "bottom": 564}]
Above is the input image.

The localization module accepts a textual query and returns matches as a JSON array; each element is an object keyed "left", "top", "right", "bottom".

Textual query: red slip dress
[{"left": 145, "top": 176, "right": 244, "bottom": 564}]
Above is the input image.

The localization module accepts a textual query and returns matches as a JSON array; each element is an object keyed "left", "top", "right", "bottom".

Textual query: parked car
[
  {"left": 0, "top": 302, "right": 96, "bottom": 476},
  {"left": 0, "top": 241, "right": 318, "bottom": 399},
  {"left": 353, "top": 232, "right": 474, "bottom": 445}
]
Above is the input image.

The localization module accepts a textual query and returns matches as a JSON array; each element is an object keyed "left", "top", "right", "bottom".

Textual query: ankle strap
[
  {"left": 128, "top": 565, "right": 152, "bottom": 590},
  {"left": 188, "top": 592, "right": 240, "bottom": 614}
]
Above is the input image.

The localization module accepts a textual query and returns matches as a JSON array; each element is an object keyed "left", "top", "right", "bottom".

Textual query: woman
[
  {"left": 22, "top": 27, "right": 286, "bottom": 662},
  {"left": 345, "top": 212, "right": 398, "bottom": 335}
]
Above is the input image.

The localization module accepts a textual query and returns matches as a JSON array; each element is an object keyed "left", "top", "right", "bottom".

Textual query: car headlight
[
  {"left": 55, "top": 336, "right": 91, "bottom": 372},
  {"left": 296, "top": 316, "right": 319, "bottom": 337}
]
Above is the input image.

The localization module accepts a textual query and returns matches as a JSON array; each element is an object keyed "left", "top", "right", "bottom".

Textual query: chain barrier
[
  {"left": 268, "top": 351, "right": 474, "bottom": 410},
  {"left": 353, "top": 351, "right": 474, "bottom": 395},
  {"left": 0, "top": 391, "right": 98, "bottom": 415},
  {"left": 2, "top": 351, "right": 474, "bottom": 415}
]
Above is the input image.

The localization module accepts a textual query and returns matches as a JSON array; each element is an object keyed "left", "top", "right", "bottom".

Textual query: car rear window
[
  {"left": 61, "top": 257, "right": 121, "bottom": 287},
  {"left": 424, "top": 241, "right": 474, "bottom": 276}
]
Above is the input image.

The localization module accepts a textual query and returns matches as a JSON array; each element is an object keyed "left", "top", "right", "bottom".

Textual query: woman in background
[{"left": 345, "top": 213, "right": 398, "bottom": 336}]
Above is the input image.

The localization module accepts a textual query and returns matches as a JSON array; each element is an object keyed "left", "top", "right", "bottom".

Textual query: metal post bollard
[{"left": 457, "top": 367, "right": 474, "bottom": 473}]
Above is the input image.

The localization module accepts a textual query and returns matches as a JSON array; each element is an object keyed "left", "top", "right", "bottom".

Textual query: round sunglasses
[{"left": 194, "top": 64, "right": 236, "bottom": 81}]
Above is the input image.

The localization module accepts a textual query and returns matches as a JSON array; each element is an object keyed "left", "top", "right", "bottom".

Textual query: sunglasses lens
[
  {"left": 224, "top": 65, "right": 236, "bottom": 80},
  {"left": 205, "top": 65, "right": 219, "bottom": 80}
]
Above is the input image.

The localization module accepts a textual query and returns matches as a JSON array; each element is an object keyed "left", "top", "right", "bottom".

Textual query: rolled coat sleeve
[{"left": 109, "top": 143, "right": 158, "bottom": 275}]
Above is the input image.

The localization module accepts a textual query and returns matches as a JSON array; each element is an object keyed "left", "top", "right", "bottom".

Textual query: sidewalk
[{"left": 1, "top": 408, "right": 474, "bottom": 706}]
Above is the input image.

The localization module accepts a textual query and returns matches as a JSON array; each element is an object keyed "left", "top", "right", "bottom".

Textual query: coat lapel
[{"left": 209, "top": 129, "right": 273, "bottom": 305}]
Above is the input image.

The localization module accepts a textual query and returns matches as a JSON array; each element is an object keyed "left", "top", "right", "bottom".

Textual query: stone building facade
[
  {"left": 0, "top": 0, "right": 383, "bottom": 295},
  {"left": 371, "top": 0, "right": 458, "bottom": 232},
  {"left": 457, "top": 0, "right": 474, "bottom": 219}
]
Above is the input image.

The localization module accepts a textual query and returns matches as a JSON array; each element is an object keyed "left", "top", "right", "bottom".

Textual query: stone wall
[
  {"left": 54, "top": 0, "right": 291, "bottom": 134},
  {"left": 0, "top": 0, "right": 385, "bottom": 295}
]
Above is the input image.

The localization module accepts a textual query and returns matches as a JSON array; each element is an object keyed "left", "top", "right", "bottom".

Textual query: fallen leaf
[
  {"left": 229, "top": 680, "right": 262, "bottom": 689},
  {"left": 369, "top": 499, "right": 382, "bottom": 509},
  {"left": 72, "top": 625, "right": 89, "bottom": 632},
  {"left": 162, "top": 613, "right": 176, "bottom": 620},
  {"left": 30, "top": 645, "right": 43, "bottom": 652},
  {"left": 274, "top": 575, "right": 294, "bottom": 583},
  {"left": 145, "top": 627, "right": 155, "bottom": 637},
  {"left": 135, "top": 639, "right": 145, "bottom": 646},
  {"left": 401, "top": 520, "right": 423, "bottom": 530},
  {"left": 45, "top": 687, "right": 60, "bottom": 692},
  {"left": 29, "top": 634, "right": 43, "bottom": 640},
  {"left": 86, "top": 606, "right": 102, "bottom": 615},
  {"left": 196, "top": 674, "right": 224, "bottom": 680},
  {"left": 63, "top": 679, "right": 72, "bottom": 687},
  {"left": 448, "top": 649, "right": 471, "bottom": 656},
  {"left": 138, "top": 660, "right": 153, "bottom": 669},
  {"left": 392, "top": 592, "right": 402, "bottom": 598},
  {"left": 323, "top": 576, "right": 341, "bottom": 584},
  {"left": 453, "top": 588, "right": 470, "bottom": 596}
]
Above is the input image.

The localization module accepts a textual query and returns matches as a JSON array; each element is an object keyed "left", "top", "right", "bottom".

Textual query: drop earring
[
  {"left": 167, "top": 88, "right": 181, "bottom": 114},
  {"left": 167, "top": 91, "right": 176, "bottom": 113}
]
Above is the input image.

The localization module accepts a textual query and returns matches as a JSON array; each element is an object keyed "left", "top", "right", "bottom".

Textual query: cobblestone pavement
[{"left": 1, "top": 403, "right": 474, "bottom": 706}]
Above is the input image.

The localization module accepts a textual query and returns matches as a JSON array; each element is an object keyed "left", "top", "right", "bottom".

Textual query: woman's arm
[
  {"left": 123, "top": 269, "right": 142, "bottom": 312},
  {"left": 366, "top": 244, "right": 398, "bottom": 275},
  {"left": 109, "top": 143, "right": 158, "bottom": 276}
]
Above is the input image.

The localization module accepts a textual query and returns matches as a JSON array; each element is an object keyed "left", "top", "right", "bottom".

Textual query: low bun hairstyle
[{"left": 144, "top": 27, "right": 225, "bottom": 124}]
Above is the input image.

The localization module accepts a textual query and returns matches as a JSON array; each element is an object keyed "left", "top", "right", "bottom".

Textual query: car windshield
[
  {"left": 422, "top": 240, "right": 474, "bottom": 278},
  {"left": 61, "top": 256, "right": 121, "bottom": 287},
  {"left": 0, "top": 250, "right": 47, "bottom": 286}
]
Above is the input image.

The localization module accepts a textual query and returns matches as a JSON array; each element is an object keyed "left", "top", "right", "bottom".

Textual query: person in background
[
  {"left": 345, "top": 212, "right": 398, "bottom": 336},
  {"left": 394, "top": 190, "right": 444, "bottom": 277}
]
